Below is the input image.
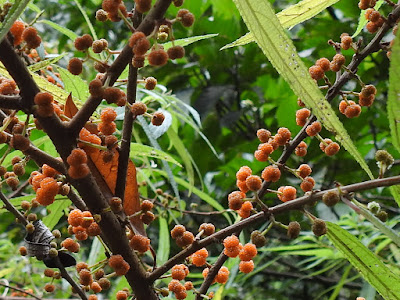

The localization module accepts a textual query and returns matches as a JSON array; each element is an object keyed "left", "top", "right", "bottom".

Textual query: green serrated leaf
[
  {"left": 221, "top": 0, "right": 340, "bottom": 50},
  {"left": 38, "top": 20, "right": 78, "bottom": 40},
  {"left": 0, "top": 61, "right": 77, "bottom": 105},
  {"left": 232, "top": 0, "right": 374, "bottom": 179},
  {"left": 42, "top": 198, "right": 71, "bottom": 230},
  {"left": 388, "top": 25, "right": 400, "bottom": 154},
  {"left": 58, "top": 67, "right": 89, "bottom": 102},
  {"left": 389, "top": 185, "right": 400, "bottom": 208},
  {"left": 352, "top": 0, "right": 384, "bottom": 38},
  {"left": 326, "top": 221, "right": 400, "bottom": 299},
  {"left": 0, "top": 0, "right": 31, "bottom": 45},
  {"left": 156, "top": 216, "right": 170, "bottom": 265},
  {"left": 28, "top": 53, "right": 67, "bottom": 72},
  {"left": 130, "top": 142, "right": 182, "bottom": 167}
]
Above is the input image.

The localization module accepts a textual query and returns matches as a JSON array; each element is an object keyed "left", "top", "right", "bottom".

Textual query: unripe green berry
[
  {"left": 322, "top": 190, "right": 340, "bottom": 207},
  {"left": 367, "top": 201, "right": 380, "bottom": 214},
  {"left": 49, "top": 248, "right": 58, "bottom": 257},
  {"left": 312, "top": 219, "right": 327, "bottom": 237},
  {"left": 26, "top": 222, "right": 35, "bottom": 233},
  {"left": 287, "top": 221, "right": 301, "bottom": 239},
  {"left": 376, "top": 210, "right": 388, "bottom": 222},
  {"left": 375, "top": 150, "right": 394, "bottom": 166},
  {"left": 21, "top": 200, "right": 31, "bottom": 211},
  {"left": 27, "top": 213, "right": 37, "bottom": 222},
  {"left": 251, "top": 230, "right": 267, "bottom": 247}
]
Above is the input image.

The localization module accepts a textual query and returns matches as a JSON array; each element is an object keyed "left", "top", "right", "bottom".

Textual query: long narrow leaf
[
  {"left": 388, "top": 24, "right": 400, "bottom": 154},
  {"left": 166, "top": 128, "right": 195, "bottom": 194},
  {"left": 221, "top": 0, "right": 340, "bottom": 50},
  {"left": 232, "top": 0, "right": 374, "bottom": 179},
  {"left": 28, "top": 53, "right": 67, "bottom": 72},
  {"left": 389, "top": 185, "right": 400, "bottom": 208},
  {"left": 326, "top": 221, "right": 400, "bottom": 299},
  {"left": 137, "top": 116, "right": 180, "bottom": 200},
  {"left": 154, "top": 169, "right": 232, "bottom": 224},
  {"left": 156, "top": 216, "right": 170, "bottom": 265},
  {"left": 73, "top": 0, "right": 98, "bottom": 40},
  {"left": 130, "top": 142, "right": 182, "bottom": 167},
  {"left": 38, "top": 20, "right": 78, "bottom": 40},
  {"left": 58, "top": 67, "right": 89, "bottom": 102}
]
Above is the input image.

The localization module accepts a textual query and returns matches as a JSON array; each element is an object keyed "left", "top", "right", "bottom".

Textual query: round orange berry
[{"left": 239, "top": 260, "right": 254, "bottom": 273}]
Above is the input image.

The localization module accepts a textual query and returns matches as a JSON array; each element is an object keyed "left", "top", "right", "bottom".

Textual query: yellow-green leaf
[
  {"left": 352, "top": 0, "right": 384, "bottom": 38},
  {"left": 28, "top": 53, "right": 67, "bottom": 72},
  {"left": 327, "top": 221, "right": 400, "bottom": 299},
  {"left": 42, "top": 198, "right": 71, "bottom": 230},
  {"left": 156, "top": 216, "right": 170, "bottom": 265},
  {"left": 0, "top": 62, "right": 79, "bottom": 106},
  {"left": 221, "top": 0, "right": 340, "bottom": 50},
  {"left": 388, "top": 24, "right": 400, "bottom": 154},
  {"left": 232, "top": 0, "right": 373, "bottom": 179},
  {"left": 389, "top": 185, "right": 400, "bottom": 208},
  {"left": 38, "top": 19, "right": 78, "bottom": 41},
  {"left": 58, "top": 67, "right": 89, "bottom": 102},
  {"left": 166, "top": 128, "right": 195, "bottom": 195}
]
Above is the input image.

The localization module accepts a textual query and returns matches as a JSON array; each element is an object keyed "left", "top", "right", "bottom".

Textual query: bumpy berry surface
[
  {"left": 287, "top": 221, "right": 301, "bottom": 239},
  {"left": 245, "top": 175, "right": 262, "bottom": 191},
  {"left": 148, "top": 49, "right": 168, "bottom": 66},
  {"left": 261, "top": 165, "right": 281, "bottom": 182},
  {"left": 130, "top": 235, "right": 150, "bottom": 253},
  {"left": 309, "top": 65, "right": 324, "bottom": 80},
  {"left": 239, "top": 260, "right": 254, "bottom": 273}
]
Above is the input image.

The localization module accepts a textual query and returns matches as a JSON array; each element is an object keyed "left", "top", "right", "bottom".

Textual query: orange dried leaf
[
  {"left": 89, "top": 150, "right": 144, "bottom": 234},
  {"left": 64, "top": 93, "right": 79, "bottom": 118}
]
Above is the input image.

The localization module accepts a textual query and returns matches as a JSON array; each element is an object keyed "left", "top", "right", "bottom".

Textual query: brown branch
[
  {"left": 147, "top": 175, "right": 400, "bottom": 282},
  {"left": 0, "top": 94, "right": 23, "bottom": 110},
  {"left": 0, "top": 191, "right": 28, "bottom": 226},
  {"left": 195, "top": 251, "right": 229, "bottom": 300},
  {"left": 52, "top": 256, "right": 87, "bottom": 300},
  {"left": 0, "top": 38, "right": 72, "bottom": 159},
  {"left": 0, "top": 282, "right": 41, "bottom": 300},
  {"left": 0, "top": 32, "right": 158, "bottom": 300},
  {"left": 115, "top": 64, "right": 138, "bottom": 200},
  {"left": 24, "top": 145, "right": 67, "bottom": 174},
  {"left": 8, "top": 180, "right": 29, "bottom": 198}
]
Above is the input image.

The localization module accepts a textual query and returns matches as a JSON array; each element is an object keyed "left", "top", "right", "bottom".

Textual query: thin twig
[
  {"left": 0, "top": 191, "right": 27, "bottom": 226},
  {"left": 115, "top": 64, "right": 138, "bottom": 200},
  {"left": 148, "top": 175, "right": 400, "bottom": 282},
  {"left": 0, "top": 281, "right": 41, "bottom": 300}
]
